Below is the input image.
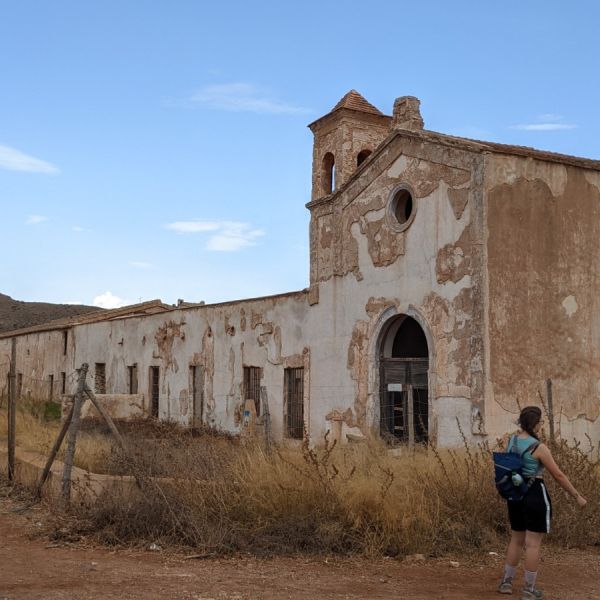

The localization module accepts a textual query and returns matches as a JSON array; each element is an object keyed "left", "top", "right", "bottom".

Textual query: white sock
[
  {"left": 524, "top": 570, "right": 537, "bottom": 591},
  {"left": 503, "top": 563, "right": 517, "bottom": 581}
]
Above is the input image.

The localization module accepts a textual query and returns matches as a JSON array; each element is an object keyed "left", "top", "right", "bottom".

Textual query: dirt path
[{"left": 0, "top": 493, "right": 599, "bottom": 599}]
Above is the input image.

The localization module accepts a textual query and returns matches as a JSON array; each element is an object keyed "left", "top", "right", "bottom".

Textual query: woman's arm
[{"left": 534, "top": 443, "right": 587, "bottom": 507}]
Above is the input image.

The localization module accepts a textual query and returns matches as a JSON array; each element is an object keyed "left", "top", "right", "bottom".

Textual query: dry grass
[
  {"left": 69, "top": 427, "right": 600, "bottom": 557},
  {"left": 2, "top": 400, "right": 599, "bottom": 557},
  {"left": 0, "top": 405, "right": 113, "bottom": 473}
]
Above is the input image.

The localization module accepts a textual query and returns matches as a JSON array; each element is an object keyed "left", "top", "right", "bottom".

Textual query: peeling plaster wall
[
  {"left": 0, "top": 330, "right": 73, "bottom": 401},
  {"left": 1, "top": 131, "right": 489, "bottom": 448},
  {"left": 307, "top": 132, "right": 486, "bottom": 446},
  {"left": 9, "top": 126, "right": 600, "bottom": 450},
  {"left": 484, "top": 155, "right": 600, "bottom": 444},
  {"left": 67, "top": 293, "right": 312, "bottom": 439}
]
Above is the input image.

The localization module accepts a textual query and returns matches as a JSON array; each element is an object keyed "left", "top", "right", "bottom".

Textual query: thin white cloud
[
  {"left": 511, "top": 123, "right": 577, "bottom": 131},
  {"left": 92, "top": 291, "right": 130, "bottom": 309},
  {"left": 26, "top": 215, "right": 48, "bottom": 225},
  {"left": 184, "top": 82, "right": 310, "bottom": 115},
  {"left": 537, "top": 113, "right": 563, "bottom": 122},
  {"left": 165, "top": 219, "right": 265, "bottom": 252},
  {"left": 166, "top": 220, "right": 221, "bottom": 234},
  {"left": 129, "top": 261, "right": 154, "bottom": 269},
  {"left": 511, "top": 113, "right": 577, "bottom": 131},
  {"left": 206, "top": 222, "right": 265, "bottom": 251},
  {"left": 0, "top": 144, "right": 59, "bottom": 174},
  {"left": 73, "top": 225, "right": 90, "bottom": 233}
]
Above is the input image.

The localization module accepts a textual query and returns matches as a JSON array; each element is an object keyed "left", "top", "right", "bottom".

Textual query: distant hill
[{"left": 0, "top": 293, "right": 103, "bottom": 334}]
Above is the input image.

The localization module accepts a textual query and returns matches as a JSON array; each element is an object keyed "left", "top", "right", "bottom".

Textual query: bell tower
[{"left": 308, "top": 90, "right": 392, "bottom": 201}]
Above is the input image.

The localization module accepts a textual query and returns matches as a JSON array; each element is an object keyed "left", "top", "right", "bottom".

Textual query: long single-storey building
[{"left": 2, "top": 91, "right": 599, "bottom": 447}]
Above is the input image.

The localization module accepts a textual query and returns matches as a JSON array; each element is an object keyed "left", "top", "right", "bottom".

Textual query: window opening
[
  {"left": 322, "top": 152, "right": 335, "bottom": 195},
  {"left": 190, "top": 365, "right": 204, "bottom": 426},
  {"left": 149, "top": 366, "right": 160, "bottom": 418},
  {"left": 95, "top": 363, "right": 106, "bottom": 394},
  {"left": 61, "top": 372, "right": 66, "bottom": 395},
  {"left": 392, "top": 189, "right": 413, "bottom": 225},
  {"left": 387, "top": 186, "right": 417, "bottom": 232},
  {"left": 284, "top": 367, "right": 304, "bottom": 439},
  {"left": 127, "top": 364, "right": 138, "bottom": 394},
  {"left": 243, "top": 366, "right": 262, "bottom": 416},
  {"left": 357, "top": 149, "right": 372, "bottom": 167}
]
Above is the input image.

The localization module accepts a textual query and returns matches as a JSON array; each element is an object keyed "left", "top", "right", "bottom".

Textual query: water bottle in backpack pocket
[{"left": 493, "top": 436, "right": 540, "bottom": 502}]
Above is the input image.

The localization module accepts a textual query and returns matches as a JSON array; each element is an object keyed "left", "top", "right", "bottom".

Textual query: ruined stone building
[{"left": 2, "top": 91, "right": 600, "bottom": 447}]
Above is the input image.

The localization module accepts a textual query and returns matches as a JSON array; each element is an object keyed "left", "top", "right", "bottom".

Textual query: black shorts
[{"left": 507, "top": 479, "right": 552, "bottom": 534}]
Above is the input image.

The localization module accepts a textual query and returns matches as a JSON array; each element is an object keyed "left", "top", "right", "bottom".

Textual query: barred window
[
  {"left": 284, "top": 367, "right": 304, "bottom": 439},
  {"left": 95, "top": 363, "right": 106, "bottom": 394},
  {"left": 243, "top": 366, "right": 262, "bottom": 416}
]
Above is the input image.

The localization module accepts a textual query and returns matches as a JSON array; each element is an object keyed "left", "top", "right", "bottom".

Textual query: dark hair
[{"left": 518, "top": 406, "right": 542, "bottom": 439}]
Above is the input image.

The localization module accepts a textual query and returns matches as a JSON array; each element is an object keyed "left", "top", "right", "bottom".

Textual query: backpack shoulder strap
[
  {"left": 520, "top": 440, "right": 540, "bottom": 458},
  {"left": 507, "top": 435, "right": 516, "bottom": 453}
]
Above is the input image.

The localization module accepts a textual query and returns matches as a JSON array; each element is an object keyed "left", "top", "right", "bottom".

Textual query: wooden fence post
[
  {"left": 60, "top": 363, "right": 88, "bottom": 507},
  {"left": 35, "top": 402, "right": 75, "bottom": 498},
  {"left": 260, "top": 386, "right": 272, "bottom": 454},
  {"left": 8, "top": 338, "right": 17, "bottom": 482}
]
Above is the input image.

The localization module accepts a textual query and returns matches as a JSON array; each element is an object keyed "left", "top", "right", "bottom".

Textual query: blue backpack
[{"left": 493, "top": 435, "right": 540, "bottom": 502}]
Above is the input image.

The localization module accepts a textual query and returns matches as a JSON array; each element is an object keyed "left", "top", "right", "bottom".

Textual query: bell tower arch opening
[
  {"left": 307, "top": 90, "right": 391, "bottom": 202},
  {"left": 379, "top": 315, "right": 429, "bottom": 445},
  {"left": 322, "top": 152, "right": 335, "bottom": 195},
  {"left": 356, "top": 148, "right": 372, "bottom": 167}
]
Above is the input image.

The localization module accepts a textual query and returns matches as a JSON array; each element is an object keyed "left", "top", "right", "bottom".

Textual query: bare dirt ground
[{"left": 1, "top": 489, "right": 599, "bottom": 600}]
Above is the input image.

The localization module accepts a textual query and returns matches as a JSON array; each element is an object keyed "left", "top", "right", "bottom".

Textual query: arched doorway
[{"left": 379, "top": 315, "right": 429, "bottom": 445}]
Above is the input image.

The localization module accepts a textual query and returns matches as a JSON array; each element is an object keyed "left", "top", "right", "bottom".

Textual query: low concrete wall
[
  {"left": 61, "top": 393, "right": 147, "bottom": 422},
  {"left": 0, "top": 446, "right": 139, "bottom": 505},
  {"left": 81, "top": 393, "right": 146, "bottom": 421}
]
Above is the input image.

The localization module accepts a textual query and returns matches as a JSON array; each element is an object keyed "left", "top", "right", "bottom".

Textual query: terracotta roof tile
[{"left": 331, "top": 90, "right": 383, "bottom": 116}]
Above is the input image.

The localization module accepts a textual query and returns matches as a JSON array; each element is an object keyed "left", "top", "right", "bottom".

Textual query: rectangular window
[
  {"left": 284, "top": 367, "right": 304, "bottom": 439},
  {"left": 149, "top": 366, "right": 159, "bottom": 417},
  {"left": 62, "top": 330, "right": 68, "bottom": 355},
  {"left": 95, "top": 363, "right": 106, "bottom": 394},
  {"left": 127, "top": 364, "right": 138, "bottom": 394},
  {"left": 243, "top": 366, "right": 262, "bottom": 416},
  {"left": 48, "top": 374, "right": 54, "bottom": 401},
  {"left": 190, "top": 365, "right": 204, "bottom": 426},
  {"left": 61, "top": 372, "right": 66, "bottom": 395}
]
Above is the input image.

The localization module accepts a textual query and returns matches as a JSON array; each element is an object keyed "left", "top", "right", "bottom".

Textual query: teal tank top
[{"left": 509, "top": 435, "right": 544, "bottom": 478}]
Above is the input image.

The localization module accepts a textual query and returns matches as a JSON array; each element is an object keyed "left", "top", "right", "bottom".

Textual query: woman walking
[{"left": 498, "top": 406, "right": 587, "bottom": 599}]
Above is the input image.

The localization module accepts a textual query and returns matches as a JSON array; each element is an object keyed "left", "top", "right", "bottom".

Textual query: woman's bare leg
[
  {"left": 524, "top": 531, "right": 543, "bottom": 572},
  {"left": 506, "top": 530, "right": 526, "bottom": 566},
  {"left": 523, "top": 531, "right": 544, "bottom": 591}
]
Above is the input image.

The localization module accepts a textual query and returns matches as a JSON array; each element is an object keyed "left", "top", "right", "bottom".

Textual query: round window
[{"left": 387, "top": 186, "right": 416, "bottom": 232}]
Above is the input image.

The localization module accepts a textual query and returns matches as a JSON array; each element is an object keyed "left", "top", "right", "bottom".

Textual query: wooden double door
[{"left": 380, "top": 357, "right": 428, "bottom": 445}]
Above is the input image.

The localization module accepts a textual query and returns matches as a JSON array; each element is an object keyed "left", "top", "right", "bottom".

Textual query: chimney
[{"left": 392, "top": 96, "right": 424, "bottom": 131}]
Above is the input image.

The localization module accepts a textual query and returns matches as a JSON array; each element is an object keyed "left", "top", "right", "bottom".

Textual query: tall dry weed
[
  {"left": 68, "top": 429, "right": 511, "bottom": 556},
  {"left": 4, "top": 402, "right": 598, "bottom": 557},
  {"left": 0, "top": 405, "right": 113, "bottom": 472}
]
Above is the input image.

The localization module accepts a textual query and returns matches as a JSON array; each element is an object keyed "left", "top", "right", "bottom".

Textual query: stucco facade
[{"left": 1, "top": 91, "right": 599, "bottom": 447}]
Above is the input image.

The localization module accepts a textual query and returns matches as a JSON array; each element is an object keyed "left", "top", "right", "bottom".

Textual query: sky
[{"left": 1, "top": 1, "right": 599, "bottom": 308}]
